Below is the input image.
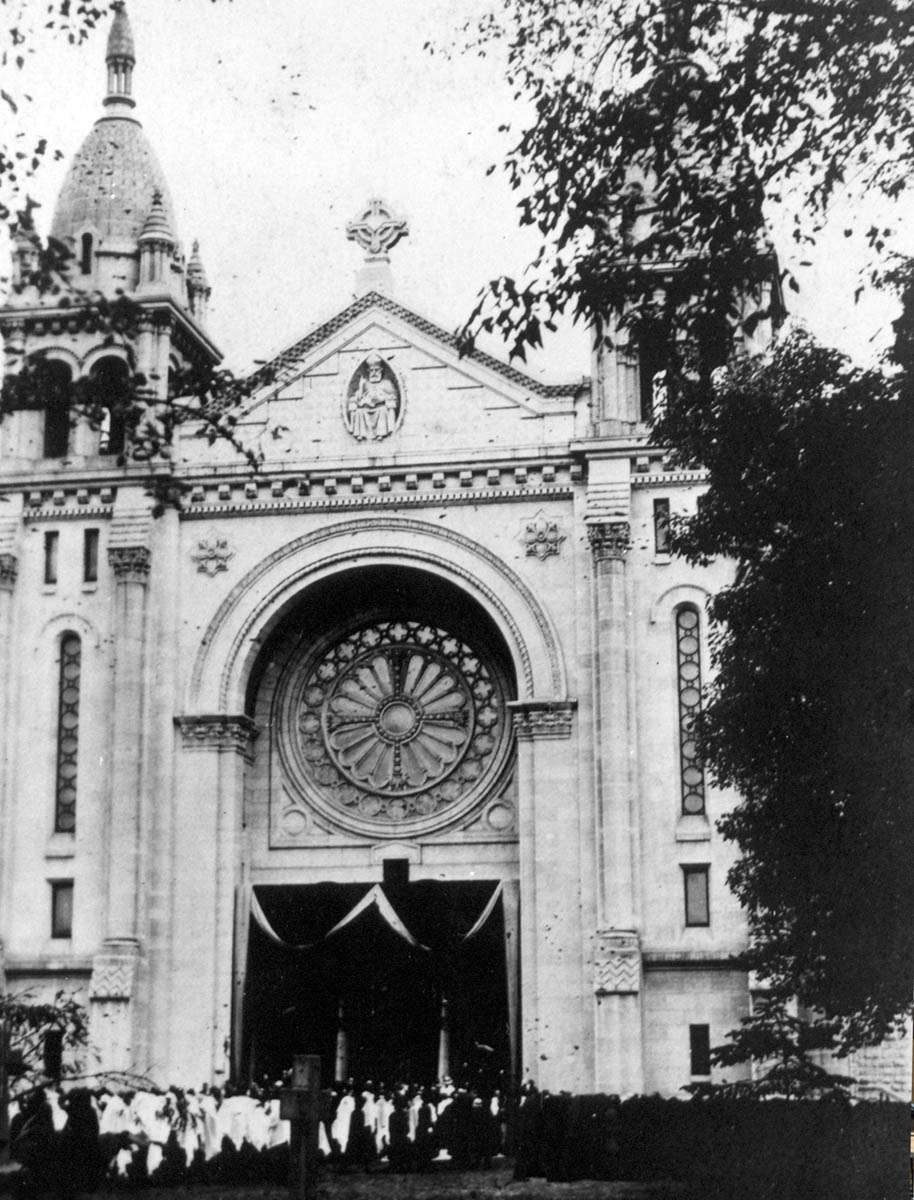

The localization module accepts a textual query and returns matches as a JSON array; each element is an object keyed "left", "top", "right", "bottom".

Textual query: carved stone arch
[
  {"left": 187, "top": 517, "right": 567, "bottom": 715},
  {"left": 80, "top": 345, "right": 130, "bottom": 376},
  {"left": 36, "top": 347, "right": 81, "bottom": 376},
  {"left": 648, "top": 582, "right": 712, "bottom": 629},
  {"left": 37, "top": 612, "right": 102, "bottom": 652}
]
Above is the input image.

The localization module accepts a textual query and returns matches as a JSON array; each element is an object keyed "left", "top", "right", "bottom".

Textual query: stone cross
[{"left": 346, "top": 199, "right": 409, "bottom": 262}]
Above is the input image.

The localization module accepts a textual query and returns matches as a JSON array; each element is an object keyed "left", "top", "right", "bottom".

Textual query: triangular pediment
[{"left": 236, "top": 292, "right": 582, "bottom": 464}]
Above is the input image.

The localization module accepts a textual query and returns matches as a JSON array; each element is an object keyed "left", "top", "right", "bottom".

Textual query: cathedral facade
[{"left": 0, "top": 7, "right": 906, "bottom": 1098}]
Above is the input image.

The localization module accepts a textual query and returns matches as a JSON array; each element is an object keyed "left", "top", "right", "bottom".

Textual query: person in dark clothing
[
  {"left": 513, "top": 1081, "right": 543, "bottom": 1181},
  {"left": 413, "top": 1090, "right": 437, "bottom": 1171},
  {"left": 386, "top": 1095, "right": 412, "bottom": 1173},
  {"left": 59, "top": 1089, "right": 103, "bottom": 1196},
  {"left": 10, "top": 1089, "right": 60, "bottom": 1198}
]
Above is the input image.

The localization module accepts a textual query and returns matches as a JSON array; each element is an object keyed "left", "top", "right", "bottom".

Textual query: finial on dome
[
  {"left": 187, "top": 239, "right": 212, "bottom": 325},
  {"left": 139, "top": 190, "right": 174, "bottom": 244},
  {"left": 104, "top": 3, "right": 137, "bottom": 111},
  {"left": 347, "top": 198, "right": 409, "bottom": 297}
]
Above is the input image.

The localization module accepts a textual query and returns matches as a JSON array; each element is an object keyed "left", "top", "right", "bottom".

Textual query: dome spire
[{"left": 104, "top": 2, "right": 136, "bottom": 112}]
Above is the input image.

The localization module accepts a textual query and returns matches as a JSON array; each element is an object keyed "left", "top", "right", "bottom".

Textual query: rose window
[{"left": 286, "top": 619, "right": 510, "bottom": 828}]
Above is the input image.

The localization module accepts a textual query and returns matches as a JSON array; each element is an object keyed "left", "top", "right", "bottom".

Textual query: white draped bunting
[
  {"left": 250, "top": 883, "right": 430, "bottom": 952},
  {"left": 461, "top": 881, "right": 503, "bottom": 940}
]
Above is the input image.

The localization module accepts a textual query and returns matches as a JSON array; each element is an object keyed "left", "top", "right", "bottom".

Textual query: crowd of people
[{"left": 6, "top": 1077, "right": 513, "bottom": 1193}]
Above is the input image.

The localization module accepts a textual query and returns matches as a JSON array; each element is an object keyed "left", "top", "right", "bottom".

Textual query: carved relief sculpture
[
  {"left": 191, "top": 529, "right": 234, "bottom": 576},
  {"left": 519, "top": 510, "right": 566, "bottom": 561},
  {"left": 594, "top": 931, "right": 641, "bottom": 995},
  {"left": 344, "top": 353, "right": 401, "bottom": 441}
]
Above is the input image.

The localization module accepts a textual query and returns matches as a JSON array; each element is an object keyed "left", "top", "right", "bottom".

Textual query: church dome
[
  {"left": 50, "top": 118, "right": 176, "bottom": 246},
  {"left": 49, "top": 3, "right": 176, "bottom": 249}
]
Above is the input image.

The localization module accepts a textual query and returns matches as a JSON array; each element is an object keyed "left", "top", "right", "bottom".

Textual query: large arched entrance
[{"left": 239, "top": 564, "right": 520, "bottom": 1089}]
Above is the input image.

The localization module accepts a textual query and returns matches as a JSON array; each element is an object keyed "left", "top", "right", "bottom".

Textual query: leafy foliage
[
  {"left": 658, "top": 321, "right": 914, "bottom": 1060},
  {"left": 0, "top": 988, "right": 87, "bottom": 1085},
  {"left": 455, "top": 0, "right": 914, "bottom": 361},
  {"left": 1, "top": 2, "right": 109, "bottom": 230}
]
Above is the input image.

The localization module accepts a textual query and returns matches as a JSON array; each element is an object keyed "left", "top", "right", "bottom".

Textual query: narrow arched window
[
  {"left": 80, "top": 233, "right": 93, "bottom": 276},
  {"left": 42, "top": 359, "right": 73, "bottom": 458},
  {"left": 92, "top": 357, "right": 128, "bottom": 456},
  {"left": 54, "top": 633, "right": 81, "bottom": 833},
  {"left": 676, "top": 605, "right": 705, "bottom": 816}
]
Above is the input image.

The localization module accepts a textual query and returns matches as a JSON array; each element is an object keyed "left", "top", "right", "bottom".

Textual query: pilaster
[
  {"left": 587, "top": 489, "right": 645, "bottom": 1092},
  {"left": 169, "top": 714, "right": 257, "bottom": 1083},
  {"left": 510, "top": 698, "right": 586, "bottom": 1090},
  {"left": 91, "top": 504, "right": 153, "bottom": 1075},
  {"left": 0, "top": 511, "right": 21, "bottom": 955}
]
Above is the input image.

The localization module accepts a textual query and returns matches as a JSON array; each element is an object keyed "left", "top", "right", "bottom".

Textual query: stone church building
[{"left": 0, "top": 7, "right": 906, "bottom": 1097}]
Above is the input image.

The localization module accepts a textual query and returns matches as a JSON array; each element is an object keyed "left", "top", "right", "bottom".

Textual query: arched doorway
[{"left": 240, "top": 565, "right": 520, "bottom": 1089}]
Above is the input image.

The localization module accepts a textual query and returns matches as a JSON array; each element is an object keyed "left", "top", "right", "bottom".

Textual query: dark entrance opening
[{"left": 243, "top": 880, "right": 512, "bottom": 1091}]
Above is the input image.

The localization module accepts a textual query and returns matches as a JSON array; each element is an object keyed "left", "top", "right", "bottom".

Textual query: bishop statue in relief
[{"left": 345, "top": 353, "right": 400, "bottom": 440}]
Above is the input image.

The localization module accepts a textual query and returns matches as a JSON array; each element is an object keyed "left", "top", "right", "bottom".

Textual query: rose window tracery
[{"left": 284, "top": 619, "right": 510, "bottom": 828}]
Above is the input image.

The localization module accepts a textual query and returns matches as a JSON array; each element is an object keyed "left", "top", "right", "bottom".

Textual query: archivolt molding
[
  {"left": 648, "top": 582, "right": 712, "bottom": 627},
  {"left": 190, "top": 517, "right": 566, "bottom": 712},
  {"left": 36, "top": 611, "right": 102, "bottom": 651}
]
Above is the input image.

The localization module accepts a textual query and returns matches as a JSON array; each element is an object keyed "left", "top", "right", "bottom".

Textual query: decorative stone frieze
[
  {"left": 175, "top": 714, "right": 259, "bottom": 757},
  {"left": 587, "top": 521, "right": 631, "bottom": 562},
  {"left": 89, "top": 942, "right": 139, "bottom": 1001},
  {"left": 108, "top": 545, "right": 152, "bottom": 581},
  {"left": 191, "top": 529, "right": 234, "bottom": 576},
  {"left": 519, "top": 511, "right": 566, "bottom": 561},
  {"left": 510, "top": 699, "right": 577, "bottom": 740},
  {"left": 594, "top": 930, "right": 641, "bottom": 995}
]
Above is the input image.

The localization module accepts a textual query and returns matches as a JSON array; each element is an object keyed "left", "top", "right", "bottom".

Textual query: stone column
[
  {"left": 587, "top": 520, "right": 644, "bottom": 1095},
  {"left": 172, "top": 715, "right": 257, "bottom": 1085},
  {"left": 511, "top": 699, "right": 585, "bottom": 1091},
  {"left": 0, "top": 320, "right": 42, "bottom": 460},
  {"left": 0, "top": 524, "right": 20, "bottom": 954},
  {"left": 89, "top": 510, "right": 152, "bottom": 1075}
]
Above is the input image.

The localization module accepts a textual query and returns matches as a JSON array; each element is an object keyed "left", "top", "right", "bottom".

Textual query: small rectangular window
[
  {"left": 50, "top": 881, "right": 73, "bottom": 939},
  {"left": 683, "top": 865, "right": 710, "bottom": 927},
  {"left": 653, "top": 498, "right": 671, "bottom": 554},
  {"left": 689, "top": 1024, "right": 711, "bottom": 1076},
  {"left": 44, "top": 531, "right": 59, "bottom": 586},
  {"left": 83, "top": 529, "right": 99, "bottom": 583}
]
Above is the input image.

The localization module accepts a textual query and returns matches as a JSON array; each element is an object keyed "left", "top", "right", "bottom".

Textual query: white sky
[{"left": 8, "top": 0, "right": 910, "bottom": 377}]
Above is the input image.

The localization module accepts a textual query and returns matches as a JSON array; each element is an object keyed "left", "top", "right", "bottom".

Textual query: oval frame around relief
[{"left": 341, "top": 352, "right": 406, "bottom": 442}]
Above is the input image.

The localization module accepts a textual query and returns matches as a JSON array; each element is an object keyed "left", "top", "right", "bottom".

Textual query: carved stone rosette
[
  {"left": 587, "top": 521, "right": 631, "bottom": 563},
  {"left": 593, "top": 930, "right": 641, "bottom": 995},
  {"left": 191, "top": 529, "right": 234, "bottom": 576},
  {"left": 510, "top": 699, "right": 577, "bottom": 741},
  {"left": 0, "top": 553, "right": 19, "bottom": 591},
  {"left": 175, "top": 714, "right": 259, "bottom": 759},
  {"left": 108, "top": 545, "right": 152, "bottom": 582},
  {"left": 519, "top": 511, "right": 566, "bottom": 561}
]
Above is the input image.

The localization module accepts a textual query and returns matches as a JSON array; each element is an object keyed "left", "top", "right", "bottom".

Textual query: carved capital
[
  {"left": 108, "top": 545, "right": 151, "bottom": 582},
  {"left": 588, "top": 521, "right": 631, "bottom": 562},
  {"left": 175, "top": 713, "right": 259, "bottom": 758},
  {"left": 510, "top": 699, "right": 577, "bottom": 741},
  {"left": 594, "top": 930, "right": 641, "bottom": 995},
  {"left": 0, "top": 554, "right": 19, "bottom": 591},
  {"left": 90, "top": 941, "right": 140, "bottom": 1001}
]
